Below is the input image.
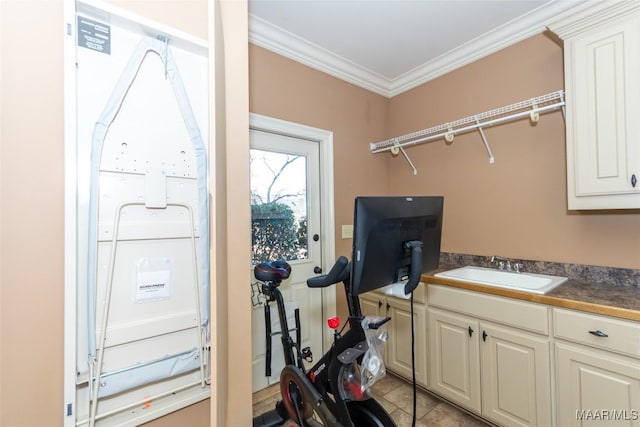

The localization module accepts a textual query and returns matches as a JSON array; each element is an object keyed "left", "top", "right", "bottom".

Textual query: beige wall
[
  {"left": 1, "top": 2, "right": 65, "bottom": 425},
  {"left": 249, "top": 45, "right": 391, "bottom": 263},
  {"left": 249, "top": 45, "right": 391, "bottom": 318},
  {"left": 251, "top": 35, "right": 639, "bottom": 272},
  {"left": 388, "top": 34, "right": 640, "bottom": 269}
]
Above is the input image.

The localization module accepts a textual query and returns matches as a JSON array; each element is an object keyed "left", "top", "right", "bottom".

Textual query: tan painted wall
[
  {"left": 1, "top": 2, "right": 65, "bottom": 425},
  {"left": 249, "top": 33, "right": 639, "bottom": 327},
  {"left": 249, "top": 45, "right": 391, "bottom": 261},
  {"left": 388, "top": 34, "right": 640, "bottom": 269},
  {"left": 249, "top": 45, "right": 391, "bottom": 319}
]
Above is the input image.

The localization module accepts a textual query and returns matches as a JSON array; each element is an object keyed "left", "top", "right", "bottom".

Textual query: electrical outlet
[{"left": 341, "top": 224, "right": 353, "bottom": 239}]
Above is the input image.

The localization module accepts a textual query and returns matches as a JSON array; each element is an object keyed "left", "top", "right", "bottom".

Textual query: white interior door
[{"left": 250, "top": 129, "right": 325, "bottom": 392}]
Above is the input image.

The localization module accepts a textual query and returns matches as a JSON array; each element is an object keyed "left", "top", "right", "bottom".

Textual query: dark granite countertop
[{"left": 423, "top": 263, "right": 640, "bottom": 322}]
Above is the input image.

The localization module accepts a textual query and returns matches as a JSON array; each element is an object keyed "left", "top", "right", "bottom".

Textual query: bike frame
[{"left": 256, "top": 256, "right": 398, "bottom": 427}]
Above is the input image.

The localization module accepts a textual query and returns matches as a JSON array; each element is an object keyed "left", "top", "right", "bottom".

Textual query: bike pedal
[{"left": 301, "top": 346, "right": 313, "bottom": 362}]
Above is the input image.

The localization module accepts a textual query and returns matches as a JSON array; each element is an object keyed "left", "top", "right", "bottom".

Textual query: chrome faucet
[
  {"left": 490, "top": 256, "right": 524, "bottom": 273},
  {"left": 490, "top": 255, "right": 507, "bottom": 270}
]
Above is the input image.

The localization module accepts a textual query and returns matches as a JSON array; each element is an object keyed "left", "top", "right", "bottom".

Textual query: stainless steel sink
[{"left": 434, "top": 266, "right": 568, "bottom": 294}]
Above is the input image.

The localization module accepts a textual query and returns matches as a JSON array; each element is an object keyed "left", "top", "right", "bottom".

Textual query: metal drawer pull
[{"left": 588, "top": 330, "right": 608, "bottom": 338}]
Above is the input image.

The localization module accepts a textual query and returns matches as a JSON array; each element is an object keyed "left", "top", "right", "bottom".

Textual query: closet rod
[{"left": 370, "top": 90, "right": 565, "bottom": 154}]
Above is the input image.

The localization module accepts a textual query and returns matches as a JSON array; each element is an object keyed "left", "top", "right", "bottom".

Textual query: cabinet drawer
[
  {"left": 413, "top": 282, "right": 426, "bottom": 304},
  {"left": 428, "top": 284, "right": 549, "bottom": 335},
  {"left": 554, "top": 308, "right": 640, "bottom": 358}
]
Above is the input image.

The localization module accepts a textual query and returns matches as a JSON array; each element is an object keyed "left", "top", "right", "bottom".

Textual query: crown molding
[
  {"left": 249, "top": 15, "right": 391, "bottom": 97},
  {"left": 547, "top": 0, "right": 640, "bottom": 40},
  {"left": 389, "top": 1, "right": 590, "bottom": 97},
  {"left": 249, "top": 1, "right": 588, "bottom": 98}
]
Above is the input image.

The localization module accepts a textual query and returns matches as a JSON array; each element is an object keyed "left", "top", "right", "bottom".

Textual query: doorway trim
[{"left": 249, "top": 113, "right": 336, "bottom": 350}]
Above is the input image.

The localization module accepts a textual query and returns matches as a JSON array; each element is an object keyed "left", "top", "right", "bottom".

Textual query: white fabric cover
[{"left": 85, "top": 36, "right": 209, "bottom": 388}]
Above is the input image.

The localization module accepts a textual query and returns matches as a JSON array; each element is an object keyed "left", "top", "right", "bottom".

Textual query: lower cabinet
[
  {"left": 428, "top": 308, "right": 481, "bottom": 412},
  {"left": 359, "top": 291, "right": 384, "bottom": 318},
  {"left": 386, "top": 297, "right": 427, "bottom": 386},
  {"left": 553, "top": 307, "right": 640, "bottom": 426},
  {"left": 556, "top": 342, "right": 640, "bottom": 427},
  {"left": 480, "top": 323, "right": 551, "bottom": 427},
  {"left": 360, "top": 291, "right": 427, "bottom": 387},
  {"left": 427, "top": 285, "right": 552, "bottom": 427},
  {"left": 374, "top": 283, "right": 640, "bottom": 427}
]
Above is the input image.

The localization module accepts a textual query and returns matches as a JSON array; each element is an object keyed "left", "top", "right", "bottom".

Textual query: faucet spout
[
  {"left": 490, "top": 255, "right": 506, "bottom": 270},
  {"left": 490, "top": 256, "right": 524, "bottom": 273}
]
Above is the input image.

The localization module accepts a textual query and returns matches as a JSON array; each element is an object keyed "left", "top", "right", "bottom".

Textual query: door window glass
[{"left": 250, "top": 149, "right": 308, "bottom": 263}]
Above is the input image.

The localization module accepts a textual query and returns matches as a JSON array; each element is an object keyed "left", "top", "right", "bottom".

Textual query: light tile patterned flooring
[{"left": 253, "top": 372, "right": 490, "bottom": 427}]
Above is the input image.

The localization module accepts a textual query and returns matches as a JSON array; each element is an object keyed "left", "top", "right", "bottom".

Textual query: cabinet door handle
[
  {"left": 468, "top": 326, "right": 474, "bottom": 337},
  {"left": 632, "top": 174, "right": 637, "bottom": 188},
  {"left": 386, "top": 303, "right": 391, "bottom": 311},
  {"left": 378, "top": 300, "right": 383, "bottom": 309},
  {"left": 482, "top": 331, "right": 488, "bottom": 342},
  {"left": 589, "top": 330, "right": 608, "bottom": 338}
]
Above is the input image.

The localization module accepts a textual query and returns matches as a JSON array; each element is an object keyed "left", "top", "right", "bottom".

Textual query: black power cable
[{"left": 410, "top": 292, "right": 417, "bottom": 427}]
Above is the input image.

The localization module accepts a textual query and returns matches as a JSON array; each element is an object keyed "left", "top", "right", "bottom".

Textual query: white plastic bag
[{"left": 360, "top": 316, "right": 389, "bottom": 391}]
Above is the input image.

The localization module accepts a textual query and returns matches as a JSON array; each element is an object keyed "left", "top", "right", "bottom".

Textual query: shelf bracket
[
  {"left": 391, "top": 139, "right": 418, "bottom": 175},
  {"left": 399, "top": 146, "right": 418, "bottom": 175},
  {"left": 475, "top": 115, "right": 495, "bottom": 164}
]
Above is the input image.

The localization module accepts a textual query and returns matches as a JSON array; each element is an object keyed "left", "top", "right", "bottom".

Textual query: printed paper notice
[
  {"left": 136, "top": 270, "right": 171, "bottom": 302},
  {"left": 77, "top": 16, "right": 111, "bottom": 54}
]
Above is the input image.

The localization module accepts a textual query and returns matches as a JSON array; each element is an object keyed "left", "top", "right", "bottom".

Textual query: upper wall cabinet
[{"left": 549, "top": 1, "right": 640, "bottom": 209}]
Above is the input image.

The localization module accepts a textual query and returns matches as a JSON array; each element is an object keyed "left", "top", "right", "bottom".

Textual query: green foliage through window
[{"left": 251, "top": 202, "right": 307, "bottom": 263}]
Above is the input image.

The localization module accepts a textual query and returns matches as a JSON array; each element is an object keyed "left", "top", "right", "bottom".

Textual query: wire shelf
[{"left": 370, "top": 90, "right": 565, "bottom": 153}]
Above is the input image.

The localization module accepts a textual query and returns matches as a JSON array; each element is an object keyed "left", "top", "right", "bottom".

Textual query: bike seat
[{"left": 254, "top": 260, "right": 291, "bottom": 284}]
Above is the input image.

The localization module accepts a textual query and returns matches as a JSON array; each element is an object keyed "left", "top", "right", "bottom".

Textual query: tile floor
[{"left": 253, "top": 372, "right": 490, "bottom": 427}]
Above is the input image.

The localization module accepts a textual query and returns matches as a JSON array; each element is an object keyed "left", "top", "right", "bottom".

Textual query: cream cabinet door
[
  {"left": 359, "top": 292, "right": 384, "bottom": 317},
  {"left": 386, "top": 297, "right": 427, "bottom": 387},
  {"left": 359, "top": 292, "right": 387, "bottom": 363},
  {"left": 480, "top": 323, "right": 552, "bottom": 427},
  {"left": 556, "top": 342, "right": 640, "bottom": 427},
  {"left": 564, "top": 12, "right": 640, "bottom": 209},
  {"left": 428, "top": 307, "right": 481, "bottom": 413}
]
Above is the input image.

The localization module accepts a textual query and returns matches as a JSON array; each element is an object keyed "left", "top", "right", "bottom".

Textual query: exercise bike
[{"left": 252, "top": 256, "right": 398, "bottom": 427}]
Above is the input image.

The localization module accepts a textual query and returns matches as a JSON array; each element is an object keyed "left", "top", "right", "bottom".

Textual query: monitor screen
[{"left": 350, "top": 196, "right": 444, "bottom": 296}]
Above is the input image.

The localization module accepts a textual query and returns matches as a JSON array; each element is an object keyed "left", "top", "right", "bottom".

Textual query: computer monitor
[{"left": 350, "top": 196, "right": 444, "bottom": 296}]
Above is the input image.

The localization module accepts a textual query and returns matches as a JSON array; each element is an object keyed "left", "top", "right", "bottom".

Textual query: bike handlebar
[
  {"left": 403, "top": 240, "right": 423, "bottom": 294},
  {"left": 307, "top": 256, "right": 350, "bottom": 288}
]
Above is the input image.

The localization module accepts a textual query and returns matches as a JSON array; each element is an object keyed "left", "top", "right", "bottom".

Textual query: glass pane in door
[{"left": 250, "top": 149, "right": 308, "bottom": 263}]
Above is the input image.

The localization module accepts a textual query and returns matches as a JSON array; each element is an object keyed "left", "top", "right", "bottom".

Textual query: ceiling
[{"left": 248, "top": 0, "right": 587, "bottom": 97}]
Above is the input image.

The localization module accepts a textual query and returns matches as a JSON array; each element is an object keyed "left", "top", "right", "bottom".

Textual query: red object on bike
[
  {"left": 327, "top": 316, "right": 340, "bottom": 330},
  {"left": 347, "top": 378, "right": 366, "bottom": 400}
]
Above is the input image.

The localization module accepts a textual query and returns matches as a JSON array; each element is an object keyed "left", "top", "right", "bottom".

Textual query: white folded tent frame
[
  {"left": 64, "top": 2, "right": 210, "bottom": 426},
  {"left": 370, "top": 91, "right": 566, "bottom": 174}
]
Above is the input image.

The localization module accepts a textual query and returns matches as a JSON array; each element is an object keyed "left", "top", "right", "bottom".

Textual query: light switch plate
[{"left": 341, "top": 224, "right": 353, "bottom": 239}]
